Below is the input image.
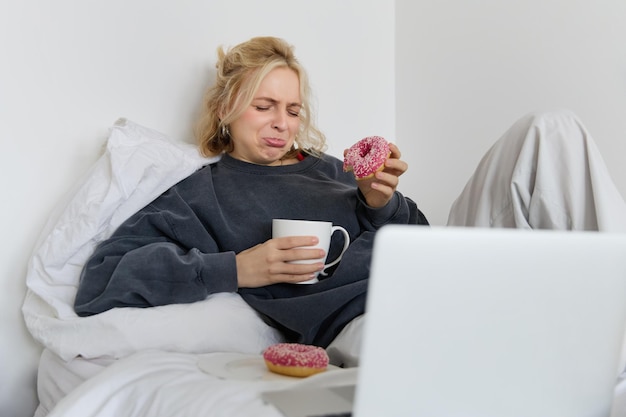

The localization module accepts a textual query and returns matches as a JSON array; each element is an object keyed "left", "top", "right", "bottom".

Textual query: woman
[{"left": 74, "top": 36, "right": 428, "bottom": 347}]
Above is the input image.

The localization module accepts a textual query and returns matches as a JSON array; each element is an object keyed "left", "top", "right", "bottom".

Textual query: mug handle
[{"left": 320, "top": 226, "right": 351, "bottom": 276}]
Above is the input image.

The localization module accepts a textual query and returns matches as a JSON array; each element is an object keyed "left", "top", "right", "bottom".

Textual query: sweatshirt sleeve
[
  {"left": 355, "top": 190, "right": 429, "bottom": 230},
  {"left": 322, "top": 153, "right": 428, "bottom": 229},
  {"left": 74, "top": 202, "right": 238, "bottom": 317}
]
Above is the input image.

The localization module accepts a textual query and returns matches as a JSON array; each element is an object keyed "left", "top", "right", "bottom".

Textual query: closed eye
[
  {"left": 252, "top": 98, "right": 301, "bottom": 116},
  {"left": 288, "top": 105, "right": 302, "bottom": 117}
]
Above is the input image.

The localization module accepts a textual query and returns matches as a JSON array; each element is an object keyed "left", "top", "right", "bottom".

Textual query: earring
[{"left": 221, "top": 124, "right": 230, "bottom": 138}]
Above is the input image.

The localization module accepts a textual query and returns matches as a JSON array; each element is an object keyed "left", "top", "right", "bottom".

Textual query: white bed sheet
[
  {"left": 22, "top": 119, "right": 366, "bottom": 416},
  {"left": 34, "top": 349, "right": 114, "bottom": 417},
  {"left": 23, "top": 118, "right": 285, "bottom": 363},
  {"left": 35, "top": 315, "right": 364, "bottom": 417},
  {"left": 21, "top": 119, "right": 292, "bottom": 415},
  {"left": 44, "top": 349, "right": 358, "bottom": 417}
]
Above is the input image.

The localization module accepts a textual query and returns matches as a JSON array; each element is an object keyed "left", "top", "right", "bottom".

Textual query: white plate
[{"left": 197, "top": 352, "right": 337, "bottom": 381}]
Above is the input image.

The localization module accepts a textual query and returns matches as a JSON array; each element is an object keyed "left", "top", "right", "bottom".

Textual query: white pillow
[{"left": 22, "top": 119, "right": 283, "bottom": 361}]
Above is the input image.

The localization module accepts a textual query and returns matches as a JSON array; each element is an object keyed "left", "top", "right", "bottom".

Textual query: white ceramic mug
[{"left": 272, "top": 219, "right": 351, "bottom": 284}]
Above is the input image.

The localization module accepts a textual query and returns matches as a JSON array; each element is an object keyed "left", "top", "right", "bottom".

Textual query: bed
[
  {"left": 21, "top": 118, "right": 626, "bottom": 417},
  {"left": 22, "top": 119, "right": 363, "bottom": 416}
]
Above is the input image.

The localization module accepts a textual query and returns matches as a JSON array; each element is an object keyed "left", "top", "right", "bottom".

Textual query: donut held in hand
[
  {"left": 343, "top": 136, "right": 391, "bottom": 180},
  {"left": 263, "top": 343, "right": 329, "bottom": 377}
]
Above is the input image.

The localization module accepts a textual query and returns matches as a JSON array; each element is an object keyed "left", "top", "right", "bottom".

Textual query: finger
[
  {"left": 374, "top": 170, "right": 399, "bottom": 188},
  {"left": 269, "top": 262, "right": 324, "bottom": 283},
  {"left": 383, "top": 157, "right": 408, "bottom": 176},
  {"left": 282, "top": 248, "right": 326, "bottom": 263},
  {"left": 388, "top": 142, "right": 402, "bottom": 159},
  {"left": 273, "top": 236, "right": 319, "bottom": 250},
  {"left": 370, "top": 180, "right": 394, "bottom": 197},
  {"left": 279, "top": 273, "right": 321, "bottom": 284},
  {"left": 282, "top": 262, "right": 325, "bottom": 276}
]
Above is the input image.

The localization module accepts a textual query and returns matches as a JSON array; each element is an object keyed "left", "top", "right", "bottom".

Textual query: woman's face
[{"left": 228, "top": 67, "right": 301, "bottom": 165}]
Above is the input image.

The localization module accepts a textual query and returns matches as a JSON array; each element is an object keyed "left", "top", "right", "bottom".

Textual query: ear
[{"left": 217, "top": 102, "right": 233, "bottom": 123}]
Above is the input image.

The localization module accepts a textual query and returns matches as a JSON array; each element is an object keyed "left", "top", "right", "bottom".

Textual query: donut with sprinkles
[
  {"left": 343, "top": 136, "right": 390, "bottom": 180},
  {"left": 263, "top": 343, "right": 329, "bottom": 377}
]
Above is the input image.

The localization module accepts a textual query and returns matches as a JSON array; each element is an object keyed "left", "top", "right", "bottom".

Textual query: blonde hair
[{"left": 195, "top": 36, "right": 326, "bottom": 157}]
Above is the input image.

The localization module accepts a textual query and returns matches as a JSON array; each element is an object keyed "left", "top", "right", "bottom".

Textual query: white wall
[
  {"left": 0, "top": 1, "right": 394, "bottom": 416},
  {"left": 6, "top": 1, "right": 626, "bottom": 415},
  {"left": 396, "top": 0, "right": 626, "bottom": 226}
]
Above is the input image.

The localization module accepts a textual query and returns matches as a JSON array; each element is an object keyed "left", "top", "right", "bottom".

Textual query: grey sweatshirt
[{"left": 75, "top": 152, "right": 428, "bottom": 346}]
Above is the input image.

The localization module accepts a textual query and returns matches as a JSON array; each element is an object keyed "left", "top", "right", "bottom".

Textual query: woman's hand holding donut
[
  {"left": 353, "top": 143, "right": 408, "bottom": 208},
  {"left": 235, "top": 236, "right": 325, "bottom": 287}
]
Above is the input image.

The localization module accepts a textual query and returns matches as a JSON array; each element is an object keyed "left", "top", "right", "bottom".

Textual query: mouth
[{"left": 263, "top": 137, "right": 287, "bottom": 148}]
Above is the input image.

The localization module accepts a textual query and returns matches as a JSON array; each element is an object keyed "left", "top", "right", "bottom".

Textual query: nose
[{"left": 272, "top": 111, "right": 288, "bottom": 131}]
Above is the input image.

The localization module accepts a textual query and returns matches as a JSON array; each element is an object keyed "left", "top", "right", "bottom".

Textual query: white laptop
[
  {"left": 355, "top": 225, "right": 626, "bottom": 417},
  {"left": 263, "top": 226, "right": 626, "bottom": 417}
]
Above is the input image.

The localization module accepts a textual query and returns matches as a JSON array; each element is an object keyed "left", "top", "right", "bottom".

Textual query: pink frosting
[
  {"left": 263, "top": 343, "right": 329, "bottom": 368},
  {"left": 343, "top": 136, "right": 390, "bottom": 179}
]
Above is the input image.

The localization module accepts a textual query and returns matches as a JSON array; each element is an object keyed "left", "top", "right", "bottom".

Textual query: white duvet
[
  {"left": 23, "top": 118, "right": 284, "bottom": 361},
  {"left": 23, "top": 115, "right": 626, "bottom": 417},
  {"left": 22, "top": 119, "right": 296, "bottom": 415},
  {"left": 44, "top": 349, "right": 357, "bottom": 417}
]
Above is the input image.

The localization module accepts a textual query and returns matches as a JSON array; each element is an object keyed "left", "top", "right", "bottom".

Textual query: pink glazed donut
[
  {"left": 263, "top": 343, "right": 329, "bottom": 377},
  {"left": 343, "top": 136, "right": 391, "bottom": 180}
]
